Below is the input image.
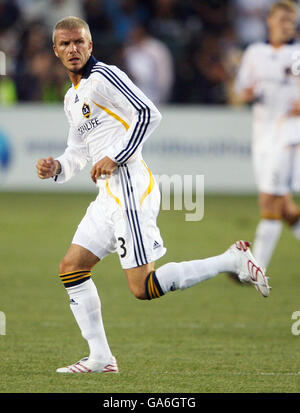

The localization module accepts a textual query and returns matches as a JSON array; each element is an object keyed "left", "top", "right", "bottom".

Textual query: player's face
[
  {"left": 53, "top": 27, "right": 93, "bottom": 73},
  {"left": 267, "top": 9, "right": 297, "bottom": 44}
]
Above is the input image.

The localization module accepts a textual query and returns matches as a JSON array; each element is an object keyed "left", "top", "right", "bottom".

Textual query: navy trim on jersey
[
  {"left": 123, "top": 164, "right": 147, "bottom": 264},
  {"left": 265, "top": 38, "right": 295, "bottom": 45},
  {"left": 81, "top": 55, "right": 98, "bottom": 79},
  {"left": 90, "top": 64, "right": 151, "bottom": 164},
  {"left": 119, "top": 164, "right": 148, "bottom": 267}
]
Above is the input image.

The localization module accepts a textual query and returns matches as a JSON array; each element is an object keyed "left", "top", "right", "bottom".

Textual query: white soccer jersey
[
  {"left": 55, "top": 55, "right": 162, "bottom": 184},
  {"left": 53, "top": 56, "right": 166, "bottom": 269},
  {"left": 235, "top": 41, "right": 300, "bottom": 148}
]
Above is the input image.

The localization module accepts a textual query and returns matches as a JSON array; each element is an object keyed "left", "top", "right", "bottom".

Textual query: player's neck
[
  {"left": 68, "top": 72, "right": 82, "bottom": 88},
  {"left": 269, "top": 35, "right": 286, "bottom": 49},
  {"left": 270, "top": 41, "right": 284, "bottom": 49}
]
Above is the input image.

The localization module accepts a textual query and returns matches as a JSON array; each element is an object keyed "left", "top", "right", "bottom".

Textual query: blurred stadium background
[
  {"left": 1, "top": 0, "right": 288, "bottom": 106},
  {"left": 1, "top": 0, "right": 288, "bottom": 192},
  {"left": 1, "top": 0, "right": 300, "bottom": 394}
]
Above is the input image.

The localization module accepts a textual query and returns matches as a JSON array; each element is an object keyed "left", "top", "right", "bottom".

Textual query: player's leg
[
  {"left": 125, "top": 262, "right": 156, "bottom": 300},
  {"left": 121, "top": 162, "right": 269, "bottom": 300},
  {"left": 125, "top": 250, "right": 237, "bottom": 301},
  {"left": 57, "top": 244, "right": 117, "bottom": 373},
  {"left": 252, "top": 192, "right": 283, "bottom": 270},
  {"left": 281, "top": 143, "right": 300, "bottom": 238},
  {"left": 282, "top": 194, "right": 300, "bottom": 239},
  {"left": 125, "top": 240, "right": 270, "bottom": 301},
  {"left": 250, "top": 142, "right": 295, "bottom": 271},
  {"left": 59, "top": 242, "right": 100, "bottom": 273},
  {"left": 56, "top": 198, "right": 118, "bottom": 373}
]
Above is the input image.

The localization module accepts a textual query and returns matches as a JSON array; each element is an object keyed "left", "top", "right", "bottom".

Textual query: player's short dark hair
[
  {"left": 52, "top": 16, "right": 92, "bottom": 44},
  {"left": 268, "top": 0, "right": 297, "bottom": 16}
]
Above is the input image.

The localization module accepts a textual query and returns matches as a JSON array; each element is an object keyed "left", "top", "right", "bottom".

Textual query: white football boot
[
  {"left": 56, "top": 356, "right": 118, "bottom": 373},
  {"left": 228, "top": 240, "right": 271, "bottom": 297}
]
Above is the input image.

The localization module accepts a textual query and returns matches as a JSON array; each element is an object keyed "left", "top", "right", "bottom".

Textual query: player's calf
[
  {"left": 281, "top": 196, "right": 300, "bottom": 239},
  {"left": 125, "top": 263, "right": 158, "bottom": 300},
  {"left": 284, "top": 210, "right": 300, "bottom": 240},
  {"left": 128, "top": 282, "right": 148, "bottom": 300},
  {"left": 282, "top": 200, "right": 300, "bottom": 225},
  {"left": 126, "top": 270, "right": 164, "bottom": 300}
]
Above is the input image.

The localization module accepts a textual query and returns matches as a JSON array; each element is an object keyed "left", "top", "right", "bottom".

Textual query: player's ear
[
  {"left": 88, "top": 40, "right": 93, "bottom": 54},
  {"left": 53, "top": 44, "right": 59, "bottom": 58}
]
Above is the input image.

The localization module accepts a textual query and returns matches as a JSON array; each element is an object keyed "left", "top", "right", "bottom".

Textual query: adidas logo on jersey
[
  {"left": 153, "top": 240, "right": 160, "bottom": 250},
  {"left": 74, "top": 94, "right": 79, "bottom": 103},
  {"left": 70, "top": 298, "right": 78, "bottom": 305}
]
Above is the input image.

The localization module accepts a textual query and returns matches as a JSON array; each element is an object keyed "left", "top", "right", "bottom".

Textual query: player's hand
[
  {"left": 288, "top": 100, "right": 300, "bottom": 116},
  {"left": 36, "top": 157, "right": 61, "bottom": 179},
  {"left": 240, "top": 86, "right": 256, "bottom": 103},
  {"left": 90, "top": 156, "right": 117, "bottom": 183}
]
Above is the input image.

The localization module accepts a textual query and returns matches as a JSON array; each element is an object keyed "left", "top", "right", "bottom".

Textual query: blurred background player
[
  {"left": 36, "top": 16, "right": 270, "bottom": 374},
  {"left": 234, "top": 0, "right": 300, "bottom": 273},
  {"left": 123, "top": 22, "right": 174, "bottom": 105}
]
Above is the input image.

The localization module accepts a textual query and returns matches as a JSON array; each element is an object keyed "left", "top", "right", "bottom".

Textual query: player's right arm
[
  {"left": 36, "top": 93, "right": 90, "bottom": 184},
  {"left": 35, "top": 125, "right": 89, "bottom": 183},
  {"left": 234, "top": 45, "right": 257, "bottom": 104}
]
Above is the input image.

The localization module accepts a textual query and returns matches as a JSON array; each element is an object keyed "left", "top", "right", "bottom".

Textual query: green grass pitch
[{"left": 0, "top": 192, "right": 300, "bottom": 393}]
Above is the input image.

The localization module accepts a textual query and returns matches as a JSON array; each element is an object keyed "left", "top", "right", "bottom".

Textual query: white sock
[
  {"left": 252, "top": 219, "right": 282, "bottom": 270},
  {"left": 292, "top": 218, "right": 300, "bottom": 240},
  {"left": 155, "top": 251, "right": 237, "bottom": 294},
  {"left": 66, "top": 279, "right": 113, "bottom": 364}
]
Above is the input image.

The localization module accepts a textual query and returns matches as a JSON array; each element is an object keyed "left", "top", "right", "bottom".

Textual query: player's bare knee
[
  {"left": 59, "top": 256, "right": 86, "bottom": 274},
  {"left": 59, "top": 256, "right": 74, "bottom": 274}
]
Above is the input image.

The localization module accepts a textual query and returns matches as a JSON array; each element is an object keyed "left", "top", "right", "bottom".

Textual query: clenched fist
[
  {"left": 90, "top": 156, "right": 117, "bottom": 183},
  {"left": 36, "top": 157, "right": 61, "bottom": 179}
]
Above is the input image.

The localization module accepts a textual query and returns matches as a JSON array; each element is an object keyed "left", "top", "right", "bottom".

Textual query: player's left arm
[
  {"left": 287, "top": 79, "right": 300, "bottom": 117},
  {"left": 90, "top": 68, "right": 162, "bottom": 177},
  {"left": 108, "top": 98, "right": 162, "bottom": 165},
  {"left": 288, "top": 74, "right": 300, "bottom": 116}
]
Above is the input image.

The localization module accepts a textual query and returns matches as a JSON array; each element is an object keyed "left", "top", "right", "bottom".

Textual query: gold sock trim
[
  {"left": 59, "top": 270, "right": 91, "bottom": 288},
  {"left": 145, "top": 271, "right": 164, "bottom": 300}
]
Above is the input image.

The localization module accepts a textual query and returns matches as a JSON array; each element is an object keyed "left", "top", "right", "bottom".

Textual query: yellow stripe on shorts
[{"left": 140, "top": 160, "right": 155, "bottom": 207}]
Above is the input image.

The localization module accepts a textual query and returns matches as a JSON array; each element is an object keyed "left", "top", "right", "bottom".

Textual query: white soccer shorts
[
  {"left": 72, "top": 159, "right": 167, "bottom": 269},
  {"left": 253, "top": 142, "right": 300, "bottom": 195}
]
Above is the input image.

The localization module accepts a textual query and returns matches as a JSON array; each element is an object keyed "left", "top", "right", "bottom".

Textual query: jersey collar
[
  {"left": 82, "top": 55, "right": 99, "bottom": 79},
  {"left": 73, "top": 56, "right": 99, "bottom": 89},
  {"left": 265, "top": 38, "right": 295, "bottom": 45}
]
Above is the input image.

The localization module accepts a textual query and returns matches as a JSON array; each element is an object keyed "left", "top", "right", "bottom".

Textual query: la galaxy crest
[{"left": 82, "top": 102, "right": 91, "bottom": 119}]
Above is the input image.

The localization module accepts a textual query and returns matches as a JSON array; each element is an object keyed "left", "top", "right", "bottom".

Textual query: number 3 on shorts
[{"left": 118, "top": 237, "right": 127, "bottom": 258}]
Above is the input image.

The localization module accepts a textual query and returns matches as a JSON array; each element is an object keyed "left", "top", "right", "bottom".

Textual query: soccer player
[
  {"left": 235, "top": 0, "right": 300, "bottom": 273},
  {"left": 36, "top": 16, "right": 270, "bottom": 374}
]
